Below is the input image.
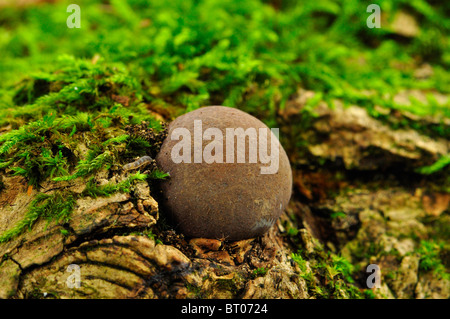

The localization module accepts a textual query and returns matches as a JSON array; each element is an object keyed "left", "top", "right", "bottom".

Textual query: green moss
[
  {"left": 364, "top": 289, "right": 376, "bottom": 299},
  {"left": 130, "top": 229, "right": 163, "bottom": 245},
  {"left": 292, "top": 250, "right": 364, "bottom": 299},
  {"left": 0, "top": 191, "right": 76, "bottom": 243},
  {"left": 415, "top": 156, "right": 450, "bottom": 175},
  {"left": 0, "top": 171, "right": 162, "bottom": 244},
  {"left": 330, "top": 211, "right": 346, "bottom": 219},
  {"left": 185, "top": 281, "right": 208, "bottom": 299},
  {"left": 251, "top": 267, "right": 268, "bottom": 278},
  {"left": 80, "top": 173, "right": 146, "bottom": 197},
  {"left": 1, "top": 1, "right": 448, "bottom": 124},
  {"left": 415, "top": 240, "right": 449, "bottom": 280},
  {"left": 60, "top": 229, "right": 69, "bottom": 236},
  {"left": 329, "top": 254, "right": 355, "bottom": 283}
]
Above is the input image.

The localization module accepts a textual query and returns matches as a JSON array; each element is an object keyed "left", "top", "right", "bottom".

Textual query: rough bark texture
[{"left": 1, "top": 90, "right": 449, "bottom": 299}]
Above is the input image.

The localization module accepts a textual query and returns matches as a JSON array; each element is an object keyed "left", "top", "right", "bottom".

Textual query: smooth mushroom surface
[{"left": 156, "top": 105, "right": 292, "bottom": 241}]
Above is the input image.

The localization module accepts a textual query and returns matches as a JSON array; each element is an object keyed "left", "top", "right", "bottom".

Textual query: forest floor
[{"left": 0, "top": 0, "right": 448, "bottom": 299}]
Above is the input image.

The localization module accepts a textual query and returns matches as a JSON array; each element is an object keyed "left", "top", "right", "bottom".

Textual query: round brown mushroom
[{"left": 155, "top": 106, "right": 292, "bottom": 241}]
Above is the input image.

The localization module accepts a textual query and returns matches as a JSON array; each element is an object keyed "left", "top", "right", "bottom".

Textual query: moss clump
[
  {"left": 251, "top": 267, "right": 268, "bottom": 278},
  {"left": 0, "top": 52, "right": 169, "bottom": 245},
  {"left": 81, "top": 172, "right": 148, "bottom": 198},
  {"left": 292, "top": 248, "right": 365, "bottom": 299},
  {"left": 0, "top": 56, "right": 164, "bottom": 189},
  {"left": 0, "top": 191, "right": 76, "bottom": 243},
  {"left": 0, "top": 171, "right": 161, "bottom": 244},
  {"left": 415, "top": 240, "right": 449, "bottom": 280}
]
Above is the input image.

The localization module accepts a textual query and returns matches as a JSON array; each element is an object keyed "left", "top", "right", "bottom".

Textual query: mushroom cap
[{"left": 155, "top": 106, "right": 292, "bottom": 240}]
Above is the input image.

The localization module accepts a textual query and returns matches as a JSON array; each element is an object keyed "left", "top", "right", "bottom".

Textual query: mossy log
[{"left": 1, "top": 93, "right": 448, "bottom": 299}]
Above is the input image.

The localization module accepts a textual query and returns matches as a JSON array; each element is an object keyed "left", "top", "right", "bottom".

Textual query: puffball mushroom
[{"left": 155, "top": 106, "right": 292, "bottom": 241}]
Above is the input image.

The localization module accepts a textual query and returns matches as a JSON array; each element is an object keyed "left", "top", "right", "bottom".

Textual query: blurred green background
[{"left": 0, "top": 0, "right": 449, "bottom": 126}]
